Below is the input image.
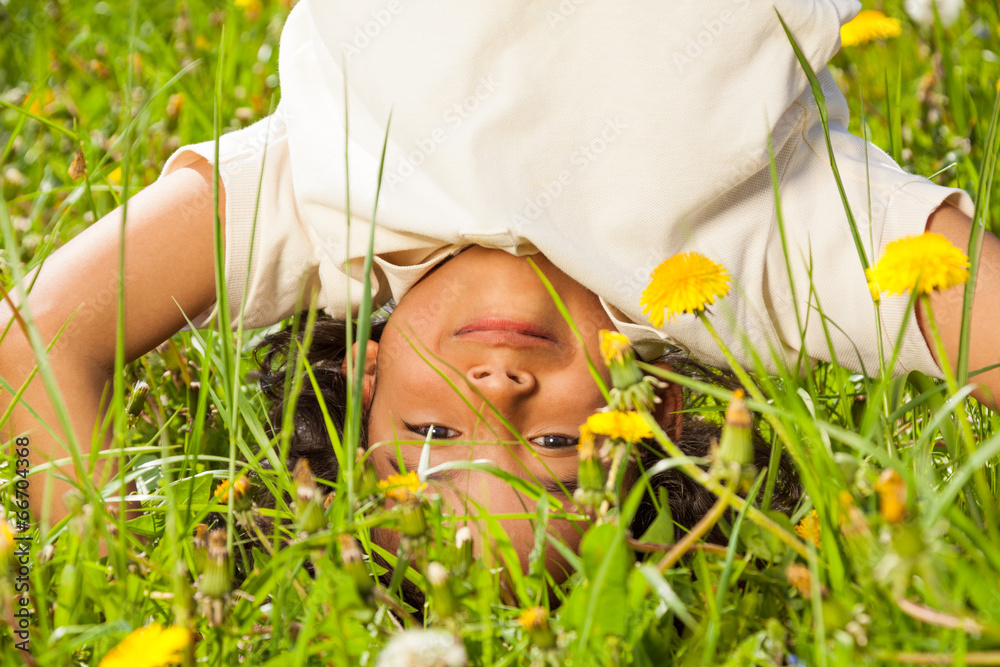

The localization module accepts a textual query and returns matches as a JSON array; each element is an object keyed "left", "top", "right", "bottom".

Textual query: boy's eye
[
  {"left": 530, "top": 434, "right": 579, "bottom": 449},
  {"left": 406, "top": 423, "right": 459, "bottom": 440}
]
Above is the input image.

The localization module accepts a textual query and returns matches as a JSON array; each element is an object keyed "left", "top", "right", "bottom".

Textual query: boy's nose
[{"left": 465, "top": 365, "right": 536, "bottom": 401}]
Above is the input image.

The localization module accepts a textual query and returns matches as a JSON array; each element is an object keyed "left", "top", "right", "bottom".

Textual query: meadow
[{"left": 2, "top": 0, "right": 1000, "bottom": 665}]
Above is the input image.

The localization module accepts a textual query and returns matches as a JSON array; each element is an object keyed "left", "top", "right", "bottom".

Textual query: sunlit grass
[{"left": 1, "top": 0, "right": 1000, "bottom": 665}]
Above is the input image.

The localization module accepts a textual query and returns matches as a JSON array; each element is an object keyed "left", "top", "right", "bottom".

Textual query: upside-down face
[{"left": 361, "top": 246, "right": 617, "bottom": 579}]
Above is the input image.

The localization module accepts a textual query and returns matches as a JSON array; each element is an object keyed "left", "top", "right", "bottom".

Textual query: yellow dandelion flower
[
  {"left": 640, "top": 252, "right": 730, "bottom": 327},
  {"left": 875, "top": 468, "right": 907, "bottom": 524},
  {"left": 840, "top": 10, "right": 902, "bottom": 47},
  {"left": 99, "top": 623, "right": 190, "bottom": 667},
  {"left": 28, "top": 88, "right": 55, "bottom": 116},
  {"left": 837, "top": 490, "right": 871, "bottom": 538},
  {"left": 166, "top": 93, "right": 185, "bottom": 120},
  {"left": 576, "top": 424, "right": 597, "bottom": 459},
  {"left": 785, "top": 563, "right": 814, "bottom": 599},
  {"left": 215, "top": 475, "right": 252, "bottom": 511},
  {"left": 194, "top": 35, "right": 212, "bottom": 51},
  {"left": 235, "top": 0, "right": 263, "bottom": 20},
  {"left": 107, "top": 167, "right": 122, "bottom": 185},
  {"left": 378, "top": 471, "right": 425, "bottom": 503},
  {"left": 0, "top": 517, "right": 14, "bottom": 547},
  {"left": 795, "top": 509, "right": 822, "bottom": 548},
  {"left": 583, "top": 410, "right": 653, "bottom": 443},
  {"left": 871, "top": 232, "right": 970, "bottom": 296},
  {"left": 0, "top": 517, "right": 15, "bottom": 571},
  {"left": 837, "top": 489, "right": 854, "bottom": 510},
  {"left": 599, "top": 329, "right": 632, "bottom": 365},
  {"left": 518, "top": 606, "right": 548, "bottom": 631}
]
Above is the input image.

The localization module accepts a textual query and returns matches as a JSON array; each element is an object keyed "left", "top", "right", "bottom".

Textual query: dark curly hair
[{"left": 250, "top": 311, "right": 800, "bottom": 542}]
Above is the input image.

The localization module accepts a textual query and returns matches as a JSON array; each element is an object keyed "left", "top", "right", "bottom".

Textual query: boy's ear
[
  {"left": 650, "top": 362, "right": 683, "bottom": 443},
  {"left": 342, "top": 340, "right": 379, "bottom": 410}
]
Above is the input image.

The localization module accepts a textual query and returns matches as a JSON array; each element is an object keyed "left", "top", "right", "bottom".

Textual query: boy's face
[{"left": 362, "top": 246, "right": 617, "bottom": 579}]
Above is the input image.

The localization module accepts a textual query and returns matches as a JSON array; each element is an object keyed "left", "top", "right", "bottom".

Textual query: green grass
[{"left": 2, "top": 0, "right": 1000, "bottom": 665}]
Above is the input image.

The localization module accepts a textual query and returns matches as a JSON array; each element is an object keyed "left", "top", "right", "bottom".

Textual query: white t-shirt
[{"left": 162, "top": 0, "right": 972, "bottom": 378}]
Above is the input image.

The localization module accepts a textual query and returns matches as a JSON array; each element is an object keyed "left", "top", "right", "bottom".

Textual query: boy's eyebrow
[{"left": 386, "top": 456, "right": 578, "bottom": 497}]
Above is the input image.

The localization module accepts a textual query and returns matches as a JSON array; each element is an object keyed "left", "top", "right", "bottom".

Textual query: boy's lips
[{"left": 454, "top": 317, "right": 557, "bottom": 347}]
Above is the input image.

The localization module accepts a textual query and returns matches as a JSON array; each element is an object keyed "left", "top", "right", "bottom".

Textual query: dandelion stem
[
  {"left": 604, "top": 443, "right": 627, "bottom": 501},
  {"left": 921, "top": 295, "right": 998, "bottom": 541},
  {"left": 658, "top": 490, "right": 729, "bottom": 572}
]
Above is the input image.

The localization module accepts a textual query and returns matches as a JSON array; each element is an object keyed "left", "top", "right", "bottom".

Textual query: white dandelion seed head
[
  {"left": 904, "top": 0, "right": 964, "bottom": 27},
  {"left": 426, "top": 562, "right": 449, "bottom": 587},
  {"left": 376, "top": 629, "right": 467, "bottom": 667}
]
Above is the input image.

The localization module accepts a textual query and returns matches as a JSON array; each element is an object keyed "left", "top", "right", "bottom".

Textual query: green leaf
[
  {"left": 639, "top": 487, "right": 675, "bottom": 545},
  {"left": 564, "top": 524, "right": 631, "bottom": 641}
]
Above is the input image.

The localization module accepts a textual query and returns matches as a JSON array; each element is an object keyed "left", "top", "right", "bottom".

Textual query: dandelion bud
[
  {"left": 355, "top": 447, "right": 380, "bottom": 499},
  {"left": 718, "top": 390, "right": 752, "bottom": 467},
  {"left": 338, "top": 534, "right": 373, "bottom": 596},
  {"left": 199, "top": 529, "right": 231, "bottom": 599},
  {"left": 192, "top": 523, "right": 209, "bottom": 573},
  {"left": 166, "top": 93, "right": 185, "bottom": 120},
  {"left": 785, "top": 563, "right": 813, "bottom": 600},
  {"left": 400, "top": 503, "right": 428, "bottom": 539},
  {"left": 127, "top": 381, "right": 149, "bottom": 419},
  {"left": 104, "top": 503, "right": 120, "bottom": 538},
  {"left": 68, "top": 147, "right": 86, "bottom": 180},
  {"left": 294, "top": 459, "right": 326, "bottom": 535},
  {"left": 573, "top": 426, "right": 607, "bottom": 509},
  {"left": 71, "top": 503, "right": 95, "bottom": 540},
  {"left": 378, "top": 472, "right": 428, "bottom": 542},
  {"left": 64, "top": 490, "right": 85, "bottom": 516},
  {"left": 427, "top": 562, "right": 457, "bottom": 620},
  {"left": 875, "top": 469, "right": 907, "bottom": 524},
  {"left": 600, "top": 330, "right": 643, "bottom": 390},
  {"left": 599, "top": 331, "right": 661, "bottom": 411},
  {"left": 451, "top": 527, "right": 474, "bottom": 577},
  {"left": 518, "top": 606, "right": 556, "bottom": 649},
  {"left": 38, "top": 543, "right": 55, "bottom": 564},
  {"left": 196, "top": 529, "right": 232, "bottom": 627}
]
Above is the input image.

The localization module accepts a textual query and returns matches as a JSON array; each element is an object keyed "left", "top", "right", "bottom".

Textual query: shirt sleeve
[
  {"left": 763, "top": 75, "right": 973, "bottom": 379},
  {"left": 158, "top": 105, "right": 337, "bottom": 331}
]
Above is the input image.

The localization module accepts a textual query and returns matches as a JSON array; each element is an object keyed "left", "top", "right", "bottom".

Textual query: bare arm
[
  {"left": 0, "top": 159, "right": 223, "bottom": 525},
  {"left": 918, "top": 202, "right": 1000, "bottom": 410}
]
